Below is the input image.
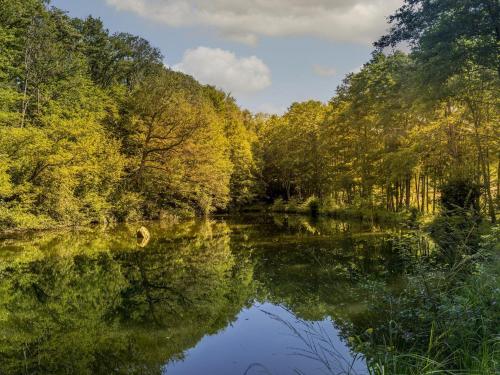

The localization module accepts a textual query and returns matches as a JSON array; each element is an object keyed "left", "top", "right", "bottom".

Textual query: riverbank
[
  {"left": 1, "top": 202, "right": 414, "bottom": 234},
  {"left": 363, "top": 224, "right": 500, "bottom": 374},
  {"left": 240, "top": 200, "right": 417, "bottom": 226}
]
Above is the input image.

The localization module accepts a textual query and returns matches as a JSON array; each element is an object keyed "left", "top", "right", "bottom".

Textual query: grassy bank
[
  {"left": 361, "top": 225, "right": 500, "bottom": 374},
  {"left": 241, "top": 198, "right": 414, "bottom": 225}
]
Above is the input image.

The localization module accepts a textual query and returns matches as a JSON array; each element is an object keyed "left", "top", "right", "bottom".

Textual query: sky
[{"left": 51, "top": 0, "right": 403, "bottom": 114}]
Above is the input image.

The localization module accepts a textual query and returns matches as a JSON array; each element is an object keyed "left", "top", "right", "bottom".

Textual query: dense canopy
[{"left": 0, "top": 0, "right": 498, "bottom": 230}]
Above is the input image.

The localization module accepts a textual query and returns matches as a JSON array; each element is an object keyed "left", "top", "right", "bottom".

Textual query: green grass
[
  {"left": 240, "top": 199, "right": 411, "bottom": 225},
  {"left": 365, "top": 225, "right": 500, "bottom": 375}
]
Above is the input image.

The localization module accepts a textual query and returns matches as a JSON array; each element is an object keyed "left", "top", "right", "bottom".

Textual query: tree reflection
[
  {"left": 0, "top": 216, "right": 409, "bottom": 374},
  {"left": 0, "top": 220, "right": 254, "bottom": 374}
]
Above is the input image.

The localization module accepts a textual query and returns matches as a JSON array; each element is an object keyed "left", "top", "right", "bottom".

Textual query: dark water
[{"left": 0, "top": 214, "right": 410, "bottom": 375}]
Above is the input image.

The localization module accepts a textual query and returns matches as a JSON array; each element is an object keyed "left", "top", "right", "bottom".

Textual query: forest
[
  {"left": 0, "top": 0, "right": 498, "bottom": 229},
  {"left": 0, "top": 1, "right": 499, "bottom": 374}
]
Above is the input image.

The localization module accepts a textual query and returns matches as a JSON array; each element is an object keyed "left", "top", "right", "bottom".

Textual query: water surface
[{"left": 0, "top": 214, "right": 408, "bottom": 374}]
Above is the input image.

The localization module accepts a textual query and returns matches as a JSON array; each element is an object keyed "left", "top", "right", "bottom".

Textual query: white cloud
[
  {"left": 313, "top": 64, "right": 337, "bottom": 77},
  {"left": 172, "top": 47, "right": 271, "bottom": 94},
  {"left": 106, "top": 0, "right": 404, "bottom": 45},
  {"left": 225, "top": 33, "right": 259, "bottom": 46}
]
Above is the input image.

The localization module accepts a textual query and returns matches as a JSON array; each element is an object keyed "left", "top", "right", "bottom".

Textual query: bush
[
  {"left": 271, "top": 197, "right": 286, "bottom": 212},
  {"left": 368, "top": 258, "right": 500, "bottom": 374},
  {"left": 111, "top": 192, "right": 144, "bottom": 222},
  {"left": 428, "top": 212, "right": 481, "bottom": 261},
  {"left": 427, "top": 178, "right": 482, "bottom": 262},
  {"left": 0, "top": 205, "right": 55, "bottom": 230},
  {"left": 440, "top": 178, "right": 481, "bottom": 213}
]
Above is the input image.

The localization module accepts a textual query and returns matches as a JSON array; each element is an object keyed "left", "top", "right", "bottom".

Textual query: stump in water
[{"left": 137, "top": 226, "right": 150, "bottom": 247}]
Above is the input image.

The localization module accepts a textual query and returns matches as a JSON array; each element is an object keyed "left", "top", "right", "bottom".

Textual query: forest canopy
[{"left": 0, "top": 0, "right": 498, "bottom": 230}]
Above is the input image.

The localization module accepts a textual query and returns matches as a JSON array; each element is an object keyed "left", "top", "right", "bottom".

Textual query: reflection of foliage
[
  {"left": 0, "top": 253, "right": 128, "bottom": 374},
  {"left": 0, "top": 215, "right": 424, "bottom": 374},
  {"left": 238, "top": 218, "right": 405, "bottom": 322},
  {"left": 0, "top": 220, "right": 254, "bottom": 374}
]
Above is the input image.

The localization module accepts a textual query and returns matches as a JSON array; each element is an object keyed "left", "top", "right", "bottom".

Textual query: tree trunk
[
  {"left": 415, "top": 175, "right": 420, "bottom": 211},
  {"left": 421, "top": 175, "right": 426, "bottom": 213},
  {"left": 405, "top": 177, "right": 411, "bottom": 209},
  {"left": 394, "top": 181, "right": 399, "bottom": 211},
  {"left": 426, "top": 176, "right": 430, "bottom": 213},
  {"left": 496, "top": 154, "right": 500, "bottom": 207},
  {"left": 432, "top": 179, "right": 437, "bottom": 214},
  {"left": 467, "top": 99, "right": 496, "bottom": 222}
]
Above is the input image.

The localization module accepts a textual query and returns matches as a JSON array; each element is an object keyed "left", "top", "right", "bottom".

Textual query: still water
[{"left": 0, "top": 214, "right": 408, "bottom": 375}]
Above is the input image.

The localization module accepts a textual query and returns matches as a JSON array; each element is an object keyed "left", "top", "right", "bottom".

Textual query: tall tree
[
  {"left": 120, "top": 69, "right": 232, "bottom": 216},
  {"left": 377, "top": 0, "right": 499, "bottom": 222}
]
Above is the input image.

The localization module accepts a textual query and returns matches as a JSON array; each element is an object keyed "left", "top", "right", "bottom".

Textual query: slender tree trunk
[
  {"left": 136, "top": 152, "right": 147, "bottom": 189},
  {"left": 390, "top": 190, "right": 395, "bottom": 212},
  {"left": 426, "top": 176, "right": 430, "bottom": 213},
  {"left": 20, "top": 77, "right": 28, "bottom": 128},
  {"left": 496, "top": 154, "right": 500, "bottom": 207},
  {"left": 399, "top": 181, "right": 404, "bottom": 209},
  {"left": 421, "top": 175, "right": 426, "bottom": 213},
  {"left": 405, "top": 177, "right": 411, "bottom": 209},
  {"left": 386, "top": 184, "right": 390, "bottom": 210},
  {"left": 433, "top": 179, "right": 437, "bottom": 214},
  {"left": 415, "top": 175, "right": 420, "bottom": 211},
  {"left": 467, "top": 99, "right": 496, "bottom": 222},
  {"left": 395, "top": 182, "right": 399, "bottom": 212},
  {"left": 135, "top": 121, "right": 155, "bottom": 189}
]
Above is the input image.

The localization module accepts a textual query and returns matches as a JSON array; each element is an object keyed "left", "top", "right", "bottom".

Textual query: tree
[
  {"left": 376, "top": 0, "right": 499, "bottom": 78},
  {"left": 378, "top": 0, "right": 499, "bottom": 222},
  {"left": 120, "top": 69, "right": 232, "bottom": 216},
  {"left": 203, "top": 86, "right": 261, "bottom": 207}
]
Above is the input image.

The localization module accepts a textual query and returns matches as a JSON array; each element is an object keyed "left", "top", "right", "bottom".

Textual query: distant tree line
[
  {"left": 258, "top": 0, "right": 498, "bottom": 222},
  {"left": 0, "top": 0, "right": 498, "bottom": 229}
]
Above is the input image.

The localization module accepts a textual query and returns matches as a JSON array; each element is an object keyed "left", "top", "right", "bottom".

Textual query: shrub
[
  {"left": 428, "top": 212, "right": 481, "bottom": 261},
  {"left": 440, "top": 178, "right": 480, "bottom": 213},
  {"left": 111, "top": 192, "right": 144, "bottom": 222},
  {"left": 0, "top": 205, "right": 55, "bottom": 230},
  {"left": 271, "top": 197, "right": 286, "bottom": 212},
  {"left": 428, "top": 178, "right": 482, "bottom": 262},
  {"left": 358, "top": 226, "right": 500, "bottom": 375}
]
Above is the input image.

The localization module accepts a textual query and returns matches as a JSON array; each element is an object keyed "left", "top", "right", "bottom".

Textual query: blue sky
[{"left": 51, "top": 0, "right": 402, "bottom": 114}]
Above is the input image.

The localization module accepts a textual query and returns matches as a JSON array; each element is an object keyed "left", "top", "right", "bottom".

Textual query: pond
[{"left": 0, "top": 214, "right": 412, "bottom": 375}]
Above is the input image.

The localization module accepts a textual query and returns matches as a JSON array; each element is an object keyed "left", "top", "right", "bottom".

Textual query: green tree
[
  {"left": 378, "top": 0, "right": 499, "bottom": 221},
  {"left": 120, "top": 69, "right": 232, "bottom": 216}
]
